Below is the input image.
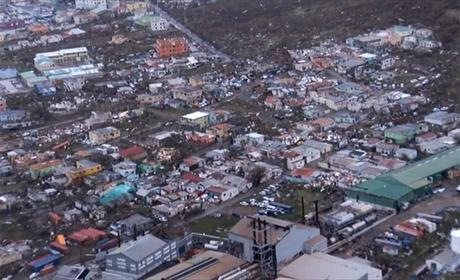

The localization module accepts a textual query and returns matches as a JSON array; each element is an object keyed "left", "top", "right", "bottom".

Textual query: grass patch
[
  {"left": 189, "top": 214, "right": 239, "bottom": 237},
  {"left": 277, "top": 186, "right": 326, "bottom": 222}
]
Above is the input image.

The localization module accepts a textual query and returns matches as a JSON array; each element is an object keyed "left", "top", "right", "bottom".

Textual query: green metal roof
[
  {"left": 348, "top": 146, "right": 460, "bottom": 204},
  {"left": 350, "top": 175, "right": 413, "bottom": 200},
  {"left": 390, "top": 146, "right": 460, "bottom": 186}
]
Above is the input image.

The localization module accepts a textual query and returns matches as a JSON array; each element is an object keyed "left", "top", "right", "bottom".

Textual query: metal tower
[{"left": 252, "top": 218, "right": 277, "bottom": 280}]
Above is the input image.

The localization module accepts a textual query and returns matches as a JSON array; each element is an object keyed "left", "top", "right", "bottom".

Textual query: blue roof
[{"left": 0, "top": 68, "right": 18, "bottom": 79}]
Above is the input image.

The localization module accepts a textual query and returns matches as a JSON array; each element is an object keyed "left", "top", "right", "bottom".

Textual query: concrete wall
[{"left": 228, "top": 233, "right": 254, "bottom": 262}]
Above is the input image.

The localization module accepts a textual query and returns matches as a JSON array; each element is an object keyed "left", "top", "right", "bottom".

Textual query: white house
[
  {"left": 246, "top": 132, "right": 265, "bottom": 146},
  {"left": 206, "top": 185, "right": 238, "bottom": 202},
  {"left": 285, "top": 151, "right": 305, "bottom": 170}
]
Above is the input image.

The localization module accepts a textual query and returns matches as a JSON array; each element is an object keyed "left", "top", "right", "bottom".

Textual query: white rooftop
[
  {"left": 36, "top": 47, "right": 88, "bottom": 58},
  {"left": 279, "top": 253, "right": 381, "bottom": 280},
  {"left": 183, "top": 111, "right": 209, "bottom": 120}
]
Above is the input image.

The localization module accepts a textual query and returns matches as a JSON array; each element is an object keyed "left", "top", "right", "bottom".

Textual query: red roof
[
  {"left": 206, "top": 186, "right": 227, "bottom": 194},
  {"left": 310, "top": 117, "right": 335, "bottom": 127},
  {"left": 264, "top": 95, "right": 278, "bottom": 105},
  {"left": 418, "top": 132, "right": 437, "bottom": 141},
  {"left": 210, "top": 123, "right": 235, "bottom": 131},
  {"left": 48, "top": 212, "right": 62, "bottom": 223},
  {"left": 30, "top": 159, "right": 62, "bottom": 171},
  {"left": 119, "top": 146, "right": 146, "bottom": 158},
  {"left": 290, "top": 168, "right": 319, "bottom": 178},
  {"left": 68, "top": 232, "right": 88, "bottom": 243},
  {"left": 394, "top": 224, "right": 424, "bottom": 238},
  {"left": 69, "top": 228, "right": 106, "bottom": 243},
  {"left": 284, "top": 150, "right": 302, "bottom": 159},
  {"left": 181, "top": 173, "right": 204, "bottom": 183}
]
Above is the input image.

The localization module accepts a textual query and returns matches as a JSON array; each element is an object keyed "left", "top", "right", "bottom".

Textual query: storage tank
[{"left": 450, "top": 229, "right": 460, "bottom": 254}]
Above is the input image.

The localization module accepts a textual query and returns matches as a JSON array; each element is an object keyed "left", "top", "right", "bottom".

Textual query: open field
[{"left": 188, "top": 214, "right": 239, "bottom": 237}]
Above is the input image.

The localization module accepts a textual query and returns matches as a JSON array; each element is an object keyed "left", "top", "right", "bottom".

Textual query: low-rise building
[
  {"left": 0, "top": 110, "right": 27, "bottom": 123},
  {"left": 384, "top": 123, "right": 423, "bottom": 144},
  {"left": 117, "top": 214, "right": 153, "bottom": 237},
  {"left": 34, "top": 47, "right": 90, "bottom": 72},
  {"left": 285, "top": 167, "right": 321, "bottom": 184},
  {"left": 89, "top": 127, "right": 121, "bottom": 145},
  {"left": 424, "top": 111, "right": 459, "bottom": 127},
  {"left": 119, "top": 146, "right": 147, "bottom": 162},
  {"left": 285, "top": 150, "right": 305, "bottom": 170},
  {"left": 303, "top": 140, "right": 333, "bottom": 154},
  {"left": 182, "top": 111, "right": 209, "bottom": 129},
  {"left": 75, "top": 0, "right": 107, "bottom": 10},
  {"left": 206, "top": 123, "right": 235, "bottom": 141},
  {"left": 30, "top": 159, "right": 63, "bottom": 179}
]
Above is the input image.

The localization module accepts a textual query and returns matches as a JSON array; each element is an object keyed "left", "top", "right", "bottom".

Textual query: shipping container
[
  {"left": 415, "top": 213, "right": 443, "bottom": 223},
  {"left": 99, "top": 238, "right": 119, "bottom": 252},
  {"left": 393, "top": 224, "right": 424, "bottom": 239},
  {"left": 40, "top": 264, "right": 55, "bottom": 276},
  {"left": 27, "top": 254, "right": 60, "bottom": 272},
  {"left": 269, "top": 201, "right": 293, "bottom": 213},
  {"left": 49, "top": 242, "right": 68, "bottom": 254}
]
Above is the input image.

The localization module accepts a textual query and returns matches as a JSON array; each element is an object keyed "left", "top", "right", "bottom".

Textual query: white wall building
[
  {"left": 150, "top": 16, "right": 169, "bottom": 32},
  {"left": 75, "top": 0, "right": 107, "bottom": 10}
]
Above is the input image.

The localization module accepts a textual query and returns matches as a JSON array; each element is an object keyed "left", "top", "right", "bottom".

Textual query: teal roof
[{"left": 100, "top": 183, "right": 135, "bottom": 205}]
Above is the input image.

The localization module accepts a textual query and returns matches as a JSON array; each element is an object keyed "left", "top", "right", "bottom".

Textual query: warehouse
[
  {"left": 278, "top": 253, "right": 382, "bottom": 280},
  {"left": 346, "top": 146, "right": 460, "bottom": 208},
  {"left": 103, "top": 234, "right": 193, "bottom": 280}
]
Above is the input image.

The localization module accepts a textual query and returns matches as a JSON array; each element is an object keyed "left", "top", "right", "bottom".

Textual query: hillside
[{"left": 167, "top": 0, "right": 460, "bottom": 58}]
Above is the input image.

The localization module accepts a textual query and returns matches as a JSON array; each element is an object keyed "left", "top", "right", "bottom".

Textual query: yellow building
[
  {"left": 124, "top": 1, "right": 149, "bottom": 13},
  {"left": 67, "top": 159, "right": 103, "bottom": 181}
]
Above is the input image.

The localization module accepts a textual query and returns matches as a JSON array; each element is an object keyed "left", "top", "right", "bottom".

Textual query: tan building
[{"left": 89, "top": 126, "right": 120, "bottom": 145}]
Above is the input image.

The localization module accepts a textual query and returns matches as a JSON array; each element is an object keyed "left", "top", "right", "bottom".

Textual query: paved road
[{"left": 151, "top": 3, "right": 234, "bottom": 63}]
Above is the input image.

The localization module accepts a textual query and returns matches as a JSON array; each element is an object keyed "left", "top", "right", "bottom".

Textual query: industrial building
[
  {"left": 147, "top": 250, "right": 255, "bottom": 280},
  {"left": 228, "top": 215, "right": 327, "bottom": 265},
  {"left": 346, "top": 146, "right": 460, "bottom": 208},
  {"left": 278, "top": 253, "right": 382, "bottom": 280},
  {"left": 103, "top": 234, "right": 192, "bottom": 280}
]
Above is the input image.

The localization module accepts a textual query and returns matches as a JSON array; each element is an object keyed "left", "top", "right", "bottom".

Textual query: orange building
[
  {"left": 155, "top": 37, "right": 189, "bottom": 58},
  {"left": 27, "top": 23, "right": 49, "bottom": 34}
]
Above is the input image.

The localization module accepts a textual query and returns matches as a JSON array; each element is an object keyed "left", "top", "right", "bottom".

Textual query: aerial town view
[{"left": 0, "top": 0, "right": 460, "bottom": 279}]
